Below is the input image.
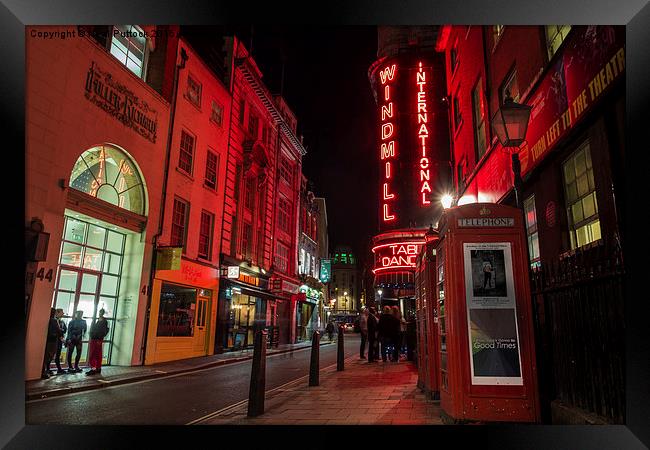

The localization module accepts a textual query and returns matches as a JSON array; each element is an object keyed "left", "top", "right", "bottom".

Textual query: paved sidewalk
[
  {"left": 199, "top": 356, "right": 443, "bottom": 425},
  {"left": 27, "top": 340, "right": 334, "bottom": 401}
]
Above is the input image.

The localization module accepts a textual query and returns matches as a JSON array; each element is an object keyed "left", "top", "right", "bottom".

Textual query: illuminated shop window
[
  {"left": 198, "top": 210, "right": 214, "bottom": 260},
  {"left": 157, "top": 282, "right": 197, "bottom": 337},
  {"left": 562, "top": 140, "right": 601, "bottom": 249},
  {"left": 472, "top": 79, "right": 488, "bottom": 160},
  {"left": 186, "top": 75, "right": 202, "bottom": 108},
  {"left": 178, "top": 130, "right": 195, "bottom": 175},
  {"left": 499, "top": 68, "right": 520, "bottom": 104},
  {"left": 545, "top": 25, "right": 572, "bottom": 60},
  {"left": 275, "top": 242, "right": 289, "bottom": 273},
  {"left": 204, "top": 150, "right": 219, "bottom": 190},
  {"left": 210, "top": 100, "right": 224, "bottom": 126},
  {"left": 299, "top": 248, "right": 306, "bottom": 274},
  {"left": 171, "top": 197, "right": 190, "bottom": 251},
  {"left": 69, "top": 145, "right": 146, "bottom": 215},
  {"left": 109, "top": 25, "right": 147, "bottom": 78},
  {"left": 523, "top": 195, "right": 541, "bottom": 268}
]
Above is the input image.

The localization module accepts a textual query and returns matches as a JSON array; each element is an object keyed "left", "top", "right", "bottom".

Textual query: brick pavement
[{"left": 199, "top": 356, "right": 443, "bottom": 425}]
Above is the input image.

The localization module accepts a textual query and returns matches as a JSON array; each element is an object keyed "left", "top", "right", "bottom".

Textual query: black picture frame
[{"left": 5, "top": 0, "right": 650, "bottom": 448}]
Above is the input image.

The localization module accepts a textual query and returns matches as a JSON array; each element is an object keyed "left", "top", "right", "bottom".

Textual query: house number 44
[{"left": 36, "top": 268, "right": 54, "bottom": 282}]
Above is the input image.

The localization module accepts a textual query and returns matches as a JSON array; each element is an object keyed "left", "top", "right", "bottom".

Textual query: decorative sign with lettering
[
  {"left": 458, "top": 217, "right": 515, "bottom": 227},
  {"left": 227, "top": 266, "right": 240, "bottom": 279},
  {"left": 372, "top": 241, "right": 424, "bottom": 274},
  {"left": 84, "top": 61, "right": 158, "bottom": 143}
]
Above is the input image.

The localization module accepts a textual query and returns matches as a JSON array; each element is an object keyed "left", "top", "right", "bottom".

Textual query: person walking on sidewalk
[
  {"left": 325, "top": 321, "right": 335, "bottom": 342},
  {"left": 367, "top": 307, "right": 379, "bottom": 362},
  {"left": 392, "top": 306, "right": 406, "bottom": 361},
  {"left": 359, "top": 308, "right": 368, "bottom": 359},
  {"left": 86, "top": 309, "right": 109, "bottom": 376},
  {"left": 66, "top": 310, "right": 86, "bottom": 373},
  {"left": 42, "top": 308, "right": 62, "bottom": 379},
  {"left": 54, "top": 308, "right": 67, "bottom": 374}
]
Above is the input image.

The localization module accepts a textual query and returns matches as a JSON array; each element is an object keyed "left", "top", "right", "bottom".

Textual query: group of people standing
[
  {"left": 359, "top": 305, "right": 407, "bottom": 363},
  {"left": 42, "top": 307, "right": 110, "bottom": 379}
]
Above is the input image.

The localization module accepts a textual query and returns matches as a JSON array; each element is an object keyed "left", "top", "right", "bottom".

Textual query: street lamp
[
  {"left": 490, "top": 93, "right": 532, "bottom": 209},
  {"left": 441, "top": 193, "right": 454, "bottom": 210},
  {"left": 377, "top": 289, "right": 383, "bottom": 308},
  {"left": 344, "top": 291, "right": 348, "bottom": 313}
]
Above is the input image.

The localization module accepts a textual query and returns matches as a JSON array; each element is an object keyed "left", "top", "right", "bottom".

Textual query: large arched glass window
[{"left": 69, "top": 145, "right": 146, "bottom": 215}]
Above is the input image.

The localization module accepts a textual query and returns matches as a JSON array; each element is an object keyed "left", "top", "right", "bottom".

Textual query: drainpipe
[{"left": 140, "top": 44, "right": 187, "bottom": 365}]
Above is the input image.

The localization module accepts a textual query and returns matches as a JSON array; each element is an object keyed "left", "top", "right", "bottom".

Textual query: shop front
[
  {"left": 296, "top": 286, "right": 321, "bottom": 341},
  {"left": 217, "top": 264, "right": 275, "bottom": 351},
  {"left": 144, "top": 256, "right": 219, "bottom": 364}
]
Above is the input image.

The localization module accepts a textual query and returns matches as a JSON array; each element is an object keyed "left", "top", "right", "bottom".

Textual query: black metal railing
[{"left": 530, "top": 240, "right": 625, "bottom": 423}]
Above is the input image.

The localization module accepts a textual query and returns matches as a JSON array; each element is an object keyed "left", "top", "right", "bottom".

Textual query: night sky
[{"left": 230, "top": 26, "right": 379, "bottom": 266}]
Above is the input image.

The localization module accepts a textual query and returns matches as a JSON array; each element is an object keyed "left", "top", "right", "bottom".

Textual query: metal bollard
[
  {"left": 247, "top": 329, "right": 267, "bottom": 417},
  {"left": 309, "top": 330, "right": 320, "bottom": 386},
  {"left": 337, "top": 325, "right": 345, "bottom": 371}
]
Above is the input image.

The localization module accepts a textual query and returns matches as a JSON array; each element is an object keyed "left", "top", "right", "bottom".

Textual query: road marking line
[{"left": 187, "top": 354, "right": 358, "bottom": 425}]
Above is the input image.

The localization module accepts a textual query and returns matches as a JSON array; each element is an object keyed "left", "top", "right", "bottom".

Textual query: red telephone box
[
  {"left": 414, "top": 228, "right": 439, "bottom": 400},
  {"left": 435, "top": 203, "right": 540, "bottom": 423}
]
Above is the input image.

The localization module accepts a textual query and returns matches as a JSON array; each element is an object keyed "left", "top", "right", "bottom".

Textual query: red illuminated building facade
[
  {"left": 215, "top": 37, "right": 307, "bottom": 351},
  {"left": 434, "top": 25, "right": 625, "bottom": 423},
  {"left": 368, "top": 26, "right": 452, "bottom": 315},
  {"left": 25, "top": 26, "right": 314, "bottom": 380}
]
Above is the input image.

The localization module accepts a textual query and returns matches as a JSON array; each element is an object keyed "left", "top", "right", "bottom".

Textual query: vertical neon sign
[
  {"left": 379, "top": 64, "right": 397, "bottom": 221},
  {"left": 416, "top": 61, "right": 431, "bottom": 205}
]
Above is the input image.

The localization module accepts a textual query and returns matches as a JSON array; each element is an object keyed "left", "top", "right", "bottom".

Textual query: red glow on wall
[{"left": 379, "top": 63, "right": 398, "bottom": 223}]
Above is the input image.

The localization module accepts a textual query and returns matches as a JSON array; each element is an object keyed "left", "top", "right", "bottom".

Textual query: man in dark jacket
[
  {"left": 42, "top": 308, "right": 62, "bottom": 379},
  {"left": 86, "top": 309, "right": 110, "bottom": 375},
  {"left": 377, "top": 306, "right": 400, "bottom": 362},
  {"left": 367, "top": 307, "right": 379, "bottom": 362},
  {"left": 54, "top": 308, "right": 67, "bottom": 374},
  {"left": 66, "top": 310, "right": 87, "bottom": 373}
]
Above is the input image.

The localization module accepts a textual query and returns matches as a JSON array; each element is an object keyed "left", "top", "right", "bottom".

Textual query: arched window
[{"left": 69, "top": 145, "right": 146, "bottom": 215}]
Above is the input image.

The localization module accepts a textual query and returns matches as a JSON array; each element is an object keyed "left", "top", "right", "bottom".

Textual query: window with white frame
[
  {"left": 275, "top": 242, "right": 289, "bottom": 273},
  {"left": 499, "top": 68, "right": 520, "bottom": 104},
  {"left": 109, "top": 25, "right": 147, "bottom": 78},
  {"left": 171, "top": 197, "right": 190, "bottom": 251},
  {"left": 277, "top": 196, "right": 291, "bottom": 233},
  {"left": 472, "top": 79, "right": 487, "bottom": 161},
  {"left": 299, "top": 248, "right": 306, "bottom": 274},
  {"left": 545, "top": 25, "right": 572, "bottom": 60},
  {"left": 523, "top": 195, "right": 541, "bottom": 268},
  {"left": 198, "top": 210, "right": 214, "bottom": 260},
  {"left": 562, "top": 140, "right": 601, "bottom": 250},
  {"left": 178, "top": 130, "right": 194, "bottom": 175},
  {"left": 205, "top": 150, "right": 219, "bottom": 190}
]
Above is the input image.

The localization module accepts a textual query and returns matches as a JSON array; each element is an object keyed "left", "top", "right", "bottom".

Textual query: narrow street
[{"left": 26, "top": 335, "right": 359, "bottom": 425}]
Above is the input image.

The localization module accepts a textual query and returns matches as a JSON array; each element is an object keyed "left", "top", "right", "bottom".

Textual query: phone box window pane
[
  {"left": 582, "top": 193, "right": 596, "bottom": 218},
  {"left": 571, "top": 202, "right": 584, "bottom": 224},
  {"left": 80, "top": 273, "right": 99, "bottom": 294},
  {"left": 65, "top": 219, "right": 86, "bottom": 244},
  {"left": 590, "top": 220, "right": 602, "bottom": 241},
  {"left": 575, "top": 150, "right": 587, "bottom": 175},
  {"left": 563, "top": 160, "right": 575, "bottom": 183},
  {"left": 106, "top": 231, "right": 125, "bottom": 253},
  {"left": 577, "top": 174, "right": 589, "bottom": 197},
  {"left": 101, "top": 275, "right": 119, "bottom": 296},
  {"left": 126, "top": 58, "right": 142, "bottom": 77},
  {"left": 83, "top": 247, "right": 103, "bottom": 271},
  {"left": 86, "top": 224, "right": 106, "bottom": 249}
]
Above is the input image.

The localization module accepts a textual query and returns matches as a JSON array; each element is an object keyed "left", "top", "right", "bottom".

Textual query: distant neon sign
[
  {"left": 379, "top": 64, "right": 397, "bottom": 222},
  {"left": 416, "top": 61, "right": 431, "bottom": 205},
  {"left": 372, "top": 240, "right": 424, "bottom": 274}
]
